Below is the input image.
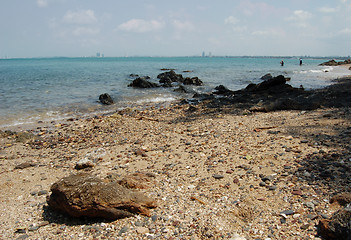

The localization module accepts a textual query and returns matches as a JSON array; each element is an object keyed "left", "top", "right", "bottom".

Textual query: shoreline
[{"left": 1, "top": 72, "right": 351, "bottom": 239}]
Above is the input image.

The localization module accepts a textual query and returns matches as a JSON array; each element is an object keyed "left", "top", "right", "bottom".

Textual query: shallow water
[{"left": 0, "top": 57, "right": 349, "bottom": 128}]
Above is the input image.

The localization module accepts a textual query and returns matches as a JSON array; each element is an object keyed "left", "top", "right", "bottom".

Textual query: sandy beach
[{"left": 1, "top": 73, "right": 351, "bottom": 239}]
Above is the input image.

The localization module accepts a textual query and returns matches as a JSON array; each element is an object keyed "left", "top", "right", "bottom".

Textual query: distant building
[
  {"left": 96, "top": 52, "right": 101, "bottom": 57},
  {"left": 202, "top": 51, "right": 205, "bottom": 57}
]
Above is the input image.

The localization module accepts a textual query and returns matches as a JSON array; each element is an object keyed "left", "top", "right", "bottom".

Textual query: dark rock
[
  {"left": 252, "top": 75, "right": 287, "bottom": 92},
  {"left": 183, "top": 77, "right": 203, "bottom": 86},
  {"left": 213, "top": 174, "right": 224, "bottom": 179},
  {"left": 192, "top": 93, "right": 215, "bottom": 100},
  {"left": 99, "top": 93, "right": 114, "bottom": 105},
  {"left": 319, "top": 59, "right": 351, "bottom": 66},
  {"left": 14, "top": 162, "right": 37, "bottom": 170},
  {"left": 330, "top": 193, "right": 351, "bottom": 206},
  {"left": 186, "top": 106, "right": 198, "bottom": 112},
  {"left": 157, "top": 70, "right": 183, "bottom": 84},
  {"left": 318, "top": 205, "right": 351, "bottom": 240},
  {"left": 261, "top": 73, "right": 273, "bottom": 80},
  {"left": 47, "top": 173, "right": 157, "bottom": 220},
  {"left": 174, "top": 85, "right": 188, "bottom": 93},
  {"left": 280, "top": 210, "right": 295, "bottom": 215},
  {"left": 128, "top": 77, "right": 160, "bottom": 88},
  {"left": 213, "top": 85, "right": 234, "bottom": 95}
]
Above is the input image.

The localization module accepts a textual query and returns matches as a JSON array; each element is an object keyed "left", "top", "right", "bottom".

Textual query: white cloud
[
  {"left": 63, "top": 10, "right": 97, "bottom": 25},
  {"left": 36, "top": 0, "right": 48, "bottom": 7},
  {"left": 285, "top": 10, "right": 312, "bottom": 28},
  {"left": 224, "top": 16, "right": 239, "bottom": 25},
  {"left": 118, "top": 19, "right": 165, "bottom": 33},
  {"left": 319, "top": 7, "right": 338, "bottom": 13},
  {"left": 339, "top": 28, "right": 351, "bottom": 34},
  {"left": 172, "top": 20, "right": 194, "bottom": 32}
]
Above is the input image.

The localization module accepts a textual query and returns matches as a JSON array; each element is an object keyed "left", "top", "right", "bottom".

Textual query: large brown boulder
[
  {"left": 318, "top": 205, "right": 351, "bottom": 240},
  {"left": 47, "top": 173, "right": 157, "bottom": 220}
]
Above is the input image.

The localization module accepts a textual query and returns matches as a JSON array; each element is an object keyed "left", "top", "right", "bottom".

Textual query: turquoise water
[{"left": 0, "top": 57, "right": 349, "bottom": 128}]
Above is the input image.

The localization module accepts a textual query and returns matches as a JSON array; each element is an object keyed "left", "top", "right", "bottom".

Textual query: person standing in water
[
  {"left": 280, "top": 60, "right": 284, "bottom": 66},
  {"left": 299, "top": 58, "right": 302, "bottom": 65}
]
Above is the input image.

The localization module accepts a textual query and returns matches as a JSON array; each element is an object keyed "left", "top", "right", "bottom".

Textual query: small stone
[
  {"left": 281, "top": 210, "right": 295, "bottom": 216},
  {"left": 75, "top": 158, "right": 95, "bottom": 170},
  {"left": 213, "top": 174, "right": 224, "bottom": 179},
  {"left": 38, "top": 190, "right": 48, "bottom": 196},
  {"left": 259, "top": 182, "right": 266, "bottom": 187},
  {"left": 268, "top": 186, "right": 277, "bottom": 191},
  {"left": 28, "top": 225, "right": 39, "bottom": 231},
  {"left": 119, "top": 226, "right": 129, "bottom": 235},
  {"left": 292, "top": 190, "right": 303, "bottom": 196},
  {"left": 226, "top": 169, "right": 234, "bottom": 174},
  {"left": 15, "top": 228, "right": 26, "bottom": 234},
  {"left": 300, "top": 224, "right": 310, "bottom": 230},
  {"left": 151, "top": 215, "right": 158, "bottom": 222},
  {"left": 136, "top": 226, "right": 149, "bottom": 234},
  {"left": 233, "top": 178, "right": 240, "bottom": 184}
]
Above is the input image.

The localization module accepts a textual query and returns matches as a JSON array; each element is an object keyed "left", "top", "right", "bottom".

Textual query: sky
[{"left": 1, "top": 0, "right": 351, "bottom": 58}]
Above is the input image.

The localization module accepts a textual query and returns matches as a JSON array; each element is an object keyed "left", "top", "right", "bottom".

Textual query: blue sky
[{"left": 1, "top": 0, "right": 351, "bottom": 58}]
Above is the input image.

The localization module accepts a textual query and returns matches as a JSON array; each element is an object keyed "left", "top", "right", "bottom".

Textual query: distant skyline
[{"left": 1, "top": 0, "right": 351, "bottom": 58}]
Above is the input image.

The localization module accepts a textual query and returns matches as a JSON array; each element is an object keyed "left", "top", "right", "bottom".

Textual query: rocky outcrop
[
  {"left": 183, "top": 77, "right": 203, "bottom": 86},
  {"left": 157, "top": 70, "right": 183, "bottom": 84},
  {"left": 99, "top": 93, "right": 114, "bottom": 105},
  {"left": 128, "top": 77, "right": 160, "bottom": 88},
  {"left": 319, "top": 59, "right": 351, "bottom": 66},
  {"left": 47, "top": 173, "right": 157, "bottom": 220},
  {"left": 157, "top": 70, "right": 203, "bottom": 86},
  {"left": 246, "top": 75, "right": 287, "bottom": 92},
  {"left": 260, "top": 73, "right": 273, "bottom": 80}
]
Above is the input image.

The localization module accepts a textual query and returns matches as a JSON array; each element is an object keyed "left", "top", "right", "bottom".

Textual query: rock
[
  {"left": 319, "top": 59, "right": 351, "bottom": 66},
  {"left": 330, "top": 193, "right": 351, "bottom": 206},
  {"left": 280, "top": 210, "right": 295, "bottom": 216},
  {"left": 212, "top": 174, "right": 224, "bottom": 179},
  {"left": 260, "top": 73, "right": 273, "bottom": 80},
  {"left": 116, "top": 172, "right": 156, "bottom": 189},
  {"left": 14, "top": 162, "right": 37, "bottom": 170},
  {"left": 157, "top": 70, "right": 183, "bottom": 84},
  {"left": 251, "top": 75, "right": 287, "bottom": 92},
  {"left": 135, "top": 226, "right": 149, "bottom": 234},
  {"left": 318, "top": 205, "right": 351, "bottom": 240},
  {"left": 173, "top": 85, "right": 193, "bottom": 93},
  {"left": 47, "top": 173, "right": 157, "bottom": 220},
  {"left": 128, "top": 77, "right": 160, "bottom": 88},
  {"left": 75, "top": 158, "right": 95, "bottom": 170},
  {"left": 182, "top": 77, "right": 203, "bottom": 86},
  {"left": 99, "top": 93, "right": 114, "bottom": 105},
  {"left": 213, "top": 85, "right": 234, "bottom": 95}
]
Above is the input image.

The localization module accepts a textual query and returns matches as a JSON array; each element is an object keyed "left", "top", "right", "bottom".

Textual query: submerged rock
[
  {"left": 99, "top": 93, "right": 114, "bottom": 105},
  {"left": 128, "top": 77, "right": 160, "bottom": 88},
  {"left": 47, "top": 173, "right": 157, "bottom": 220}
]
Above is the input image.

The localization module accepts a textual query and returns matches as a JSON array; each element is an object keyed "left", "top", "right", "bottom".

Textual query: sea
[{"left": 0, "top": 56, "right": 350, "bottom": 129}]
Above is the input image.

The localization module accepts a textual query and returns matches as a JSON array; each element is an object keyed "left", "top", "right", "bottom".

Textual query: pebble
[
  {"left": 135, "top": 226, "right": 149, "bottom": 234},
  {"left": 268, "top": 186, "right": 277, "bottom": 191},
  {"left": 118, "top": 226, "right": 129, "bottom": 235},
  {"left": 213, "top": 174, "right": 224, "bottom": 179},
  {"left": 280, "top": 210, "right": 295, "bottom": 216}
]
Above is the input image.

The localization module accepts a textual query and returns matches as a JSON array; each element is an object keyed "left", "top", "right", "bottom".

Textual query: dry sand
[{"left": 1, "top": 82, "right": 351, "bottom": 239}]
